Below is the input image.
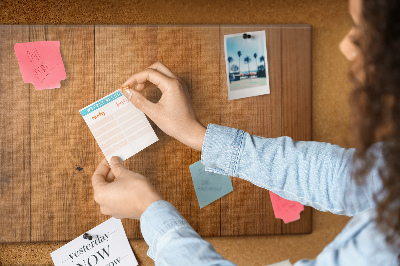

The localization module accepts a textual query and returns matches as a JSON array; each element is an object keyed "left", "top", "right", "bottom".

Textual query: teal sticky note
[{"left": 189, "top": 161, "right": 233, "bottom": 209}]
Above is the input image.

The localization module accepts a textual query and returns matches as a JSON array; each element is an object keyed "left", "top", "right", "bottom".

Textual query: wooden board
[
  {"left": 0, "top": 25, "right": 312, "bottom": 243},
  {"left": 0, "top": 26, "right": 31, "bottom": 243}
]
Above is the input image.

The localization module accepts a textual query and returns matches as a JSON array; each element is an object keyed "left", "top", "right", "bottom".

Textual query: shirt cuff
[
  {"left": 201, "top": 123, "right": 245, "bottom": 176},
  {"left": 140, "top": 200, "right": 192, "bottom": 260}
]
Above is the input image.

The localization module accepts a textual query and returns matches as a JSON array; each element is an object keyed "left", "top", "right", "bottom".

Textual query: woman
[{"left": 91, "top": 0, "right": 400, "bottom": 264}]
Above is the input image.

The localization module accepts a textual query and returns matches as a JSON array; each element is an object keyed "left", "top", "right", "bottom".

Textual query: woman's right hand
[{"left": 120, "top": 62, "right": 207, "bottom": 151}]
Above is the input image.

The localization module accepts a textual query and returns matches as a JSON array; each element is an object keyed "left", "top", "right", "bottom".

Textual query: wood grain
[
  {"left": 281, "top": 26, "right": 312, "bottom": 234},
  {"left": 0, "top": 25, "right": 312, "bottom": 242},
  {"left": 219, "top": 26, "right": 284, "bottom": 236},
  {"left": 0, "top": 26, "right": 31, "bottom": 243},
  {"left": 156, "top": 26, "right": 222, "bottom": 236},
  {"left": 177, "top": 26, "right": 223, "bottom": 236},
  {"left": 29, "top": 26, "right": 96, "bottom": 241}
]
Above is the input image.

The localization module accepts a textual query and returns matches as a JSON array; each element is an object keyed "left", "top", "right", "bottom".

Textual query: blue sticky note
[{"left": 189, "top": 161, "right": 233, "bottom": 208}]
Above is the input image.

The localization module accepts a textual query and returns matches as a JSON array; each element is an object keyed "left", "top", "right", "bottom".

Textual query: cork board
[{"left": 0, "top": 24, "right": 311, "bottom": 243}]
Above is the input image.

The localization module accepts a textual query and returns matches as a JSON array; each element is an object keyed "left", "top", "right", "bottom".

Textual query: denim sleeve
[
  {"left": 201, "top": 124, "right": 383, "bottom": 216},
  {"left": 140, "top": 200, "right": 237, "bottom": 265}
]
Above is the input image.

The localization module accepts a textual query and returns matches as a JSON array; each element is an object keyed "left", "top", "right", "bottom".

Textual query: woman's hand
[
  {"left": 120, "top": 62, "right": 206, "bottom": 151},
  {"left": 91, "top": 156, "right": 163, "bottom": 219}
]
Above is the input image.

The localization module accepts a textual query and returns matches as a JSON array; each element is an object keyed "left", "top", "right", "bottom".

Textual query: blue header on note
[{"left": 80, "top": 90, "right": 123, "bottom": 116}]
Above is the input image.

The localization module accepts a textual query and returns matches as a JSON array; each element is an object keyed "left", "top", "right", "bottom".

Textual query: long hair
[{"left": 349, "top": 0, "right": 400, "bottom": 257}]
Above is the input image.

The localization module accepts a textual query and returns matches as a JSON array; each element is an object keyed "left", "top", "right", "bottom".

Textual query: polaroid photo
[{"left": 224, "top": 30, "right": 270, "bottom": 100}]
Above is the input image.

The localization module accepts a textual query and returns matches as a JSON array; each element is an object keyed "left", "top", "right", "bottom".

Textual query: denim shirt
[{"left": 140, "top": 124, "right": 399, "bottom": 265}]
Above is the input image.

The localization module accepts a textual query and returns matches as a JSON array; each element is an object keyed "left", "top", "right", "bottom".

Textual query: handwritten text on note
[
  {"left": 189, "top": 161, "right": 233, "bottom": 209},
  {"left": 14, "top": 41, "right": 67, "bottom": 90}
]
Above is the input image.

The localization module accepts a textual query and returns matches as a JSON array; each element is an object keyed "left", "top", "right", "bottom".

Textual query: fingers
[
  {"left": 135, "top": 80, "right": 157, "bottom": 93},
  {"left": 92, "top": 158, "right": 110, "bottom": 189},
  {"left": 121, "top": 68, "right": 172, "bottom": 94},
  {"left": 122, "top": 88, "right": 157, "bottom": 116},
  {"left": 109, "top": 156, "right": 128, "bottom": 177},
  {"left": 147, "top": 62, "right": 177, "bottom": 79},
  {"left": 105, "top": 169, "right": 116, "bottom": 183},
  {"left": 120, "top": 62, "right": 180, "bottom": 117}
]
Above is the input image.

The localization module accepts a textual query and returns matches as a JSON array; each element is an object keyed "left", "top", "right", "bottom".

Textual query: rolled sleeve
[
  {"left": 200, "top": 123, "right": 382, "bottom": 216},
  {"left": 201, "top": 123, "right": 245, "bottom": 176}
]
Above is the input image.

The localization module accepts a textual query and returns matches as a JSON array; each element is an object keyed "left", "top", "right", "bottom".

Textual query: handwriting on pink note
[
  {"left": 14, "top": 41, "right": 67, "bottom": 90},
  {"left": 269, "top": 191, "right": 304, "bottom": 224}
]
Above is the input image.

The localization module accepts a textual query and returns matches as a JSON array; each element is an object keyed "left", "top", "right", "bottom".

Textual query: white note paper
[
  {"left": 51, "top": 218, "right": 138, "bottom": 266},
  {"left": 79, "top": 89, "right": 158, "bottom": 162}
]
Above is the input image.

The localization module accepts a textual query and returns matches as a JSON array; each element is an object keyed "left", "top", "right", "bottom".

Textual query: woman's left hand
[{"left": 91, "top": 156, "right": 164, "bottom": 219}]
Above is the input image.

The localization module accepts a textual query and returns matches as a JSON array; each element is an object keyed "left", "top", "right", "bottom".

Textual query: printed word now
[{"left": 76, "top": 245, "right": 110, "bottom": 266}]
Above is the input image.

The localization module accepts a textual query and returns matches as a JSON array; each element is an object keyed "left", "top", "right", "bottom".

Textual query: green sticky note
[{"left": 189, "top": 161, "right": 233, "bottom": 209}]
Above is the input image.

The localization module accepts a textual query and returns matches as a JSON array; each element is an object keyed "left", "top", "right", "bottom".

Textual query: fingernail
[
  {"left": 110, "top": 156, "right": 122, "bottom": 165},
  {"left": 121, "top": 85, "right": 130, "bottom": 92},
  {"left": 125, "top": 89, "right": 134, "bottom": 100}
]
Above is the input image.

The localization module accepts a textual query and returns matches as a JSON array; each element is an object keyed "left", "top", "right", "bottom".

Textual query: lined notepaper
[{"left": 80, "top": 90, "right": 158, "bottom": 162}]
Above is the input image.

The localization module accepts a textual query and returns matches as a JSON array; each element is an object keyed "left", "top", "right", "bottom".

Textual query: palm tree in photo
[
  {"left": 253, "top": 53, "right": 258, "bottom": 73},
  {"left": 244, "top": 56, "right": 251, "bottom": 78},
  {"left": 260, "top": 55, "right": 265, "bottom": 72},
  {"left": 231, "top": 64, "right": 239, "bottom": 73},
  {"left": 228, "top": 56, "right": 234, "bottom": 73},
  {"left": 237, "top": 51, "right": 242, "bottom": 77}
]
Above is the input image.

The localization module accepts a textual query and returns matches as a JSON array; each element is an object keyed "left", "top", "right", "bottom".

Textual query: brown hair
[{"left": 349, "top": 0, "right": 400, "bottom": 258}]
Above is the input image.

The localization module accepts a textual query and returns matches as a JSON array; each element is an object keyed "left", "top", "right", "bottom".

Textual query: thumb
[
  {"left": 109, "top": 156, "right": 128, "bottom": 177},
  {"left": 92, "top": 158, "right": 111, "bottom": 189},
  {"left": 123, "top": 88, "right": 155, "bottom": 116}
]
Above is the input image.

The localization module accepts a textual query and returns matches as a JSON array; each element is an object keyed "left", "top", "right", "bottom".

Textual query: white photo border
[{"left": 224, "top": 30, "right": 270, "bottom": 100}]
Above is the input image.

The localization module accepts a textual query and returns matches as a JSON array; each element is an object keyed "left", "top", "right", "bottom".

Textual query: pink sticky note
[
  {"left": 14, "top": 41, "right": 67, "bottom": 90},
  {"left": 269, "top": 191, "right": 304, "bottom": 223}
]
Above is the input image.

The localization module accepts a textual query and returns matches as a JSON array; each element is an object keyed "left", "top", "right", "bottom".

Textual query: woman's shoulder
[{"left": 321, "top": 209, "right": 399, "bottom": 265}]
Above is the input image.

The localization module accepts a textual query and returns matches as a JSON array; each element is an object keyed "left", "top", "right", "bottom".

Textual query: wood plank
[
  {"left": 156, "top": 26, "right": 222, "bottom": 237},
  {"left": 94, "top": 25, "right": 159, "bottom": 239},
  {"left": 0, "top": 26, "right": 31, "bottom": 243},
  {"left": 265, "top": 26, "right": 283, "bottom": 235},
  {"left": 281, "top": 26, "right": 312, "bottom": 234},
  {"left": 185, "top": 26, "right": 222, "bottom": 236},
  {"left": 29, "top": 26, "right": 96, "bottom": 241},
  {"left": 219, "top": 26, "right": 283, "bottom": 236}
]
